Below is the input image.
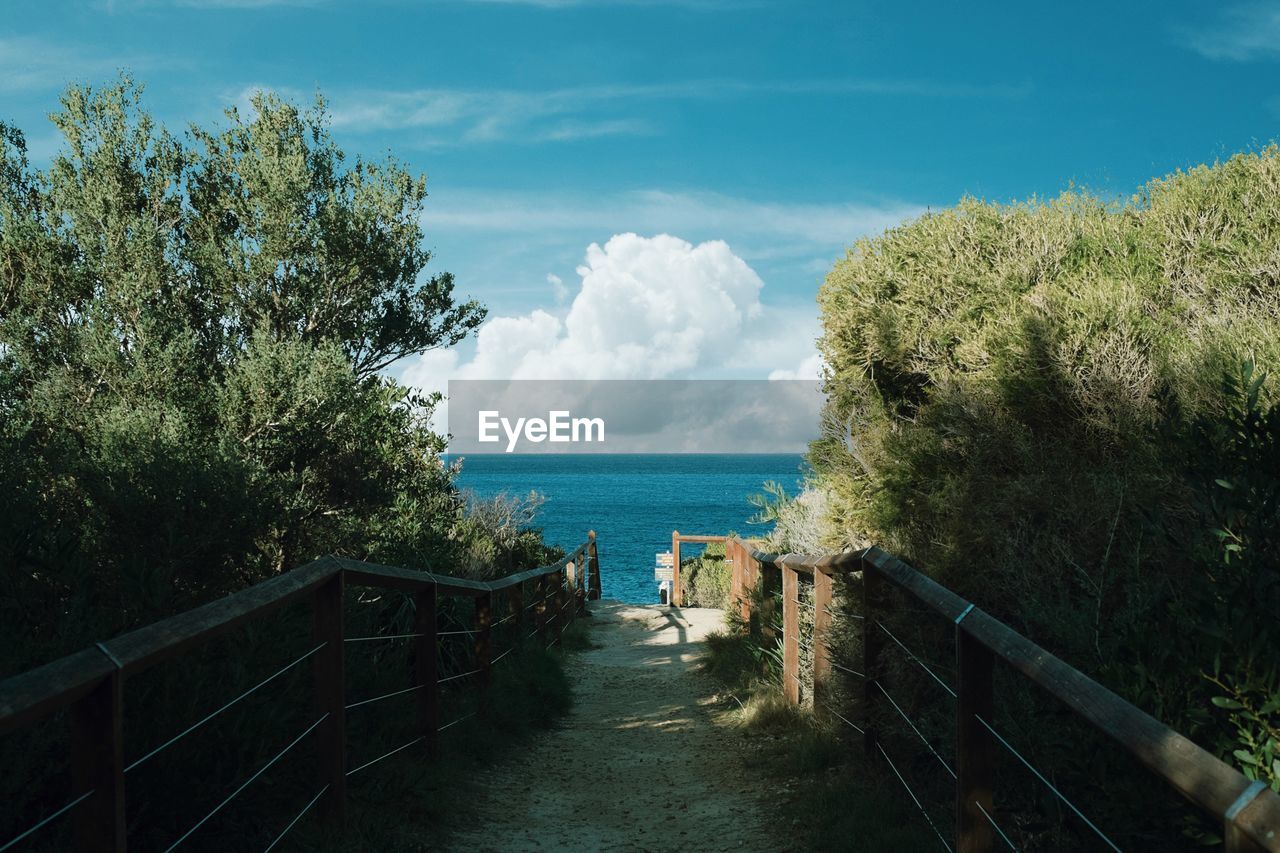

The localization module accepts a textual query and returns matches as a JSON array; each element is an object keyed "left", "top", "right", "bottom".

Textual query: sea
[{"left": 451, "top": 453, "right": 807, "bottom": 604}]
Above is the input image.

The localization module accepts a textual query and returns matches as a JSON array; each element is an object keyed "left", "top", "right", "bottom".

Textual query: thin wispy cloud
[
  {"left": 0, "top": 36, "right": 164, "bottom": 94},
  {"left": 1177, "top": 2, "right": 1280, "bottom": 61},
  {"left": 423, "top": 187, "right": 923, "bottom": 254},
  {"left": 315, "top": 77, "right": 1030, "bottom": 145},
  {"left": 100, "top": 0, "right": 321, "bottom": 9},
  {"left": 455, "top": 0, "right": 756, "bottom": 8}
]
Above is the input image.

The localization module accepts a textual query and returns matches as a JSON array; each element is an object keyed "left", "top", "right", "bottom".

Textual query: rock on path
[{"left": 446, "top": 601, "right": 777, "bottom": 852}]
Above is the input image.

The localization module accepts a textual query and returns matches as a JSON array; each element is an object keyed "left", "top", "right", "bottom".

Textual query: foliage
[
  {"left": 0, "top": 76, "right": 490, "bottom": 675},
  {"left": 810, "top": 145, "right": 1280, "bottom": 841},
  {"left": 680, "top": 540, "right": 732, "bottom": 609},
  {"left": 702, "top": 624, "right": 934, "bottom": 851},
  {"left": 452, "top": 491, "right": 564, "bottom": 579},
  {"left": 1178, "top": 362, "right": 1280, "bottom": 791}
]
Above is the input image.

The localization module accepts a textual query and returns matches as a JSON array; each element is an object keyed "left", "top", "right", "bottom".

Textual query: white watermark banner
[{"left": 447, "top": 379, "right": 823, "bottom": 454}]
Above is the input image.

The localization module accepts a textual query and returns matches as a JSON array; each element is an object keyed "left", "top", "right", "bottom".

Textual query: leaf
[
  {"left": 1212, "top": 696, "right": 1245, "bottom": 710},
  {"left": 1234, "top": 749, "right": 1259, "bottom": 766}
]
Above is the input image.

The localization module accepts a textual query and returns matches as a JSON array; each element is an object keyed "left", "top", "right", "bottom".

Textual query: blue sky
[{"left": 3, "top": 0, "right": 1280, "bottom": 384}]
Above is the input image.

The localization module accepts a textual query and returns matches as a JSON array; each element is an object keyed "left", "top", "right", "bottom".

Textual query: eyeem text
[{"left": 478, "top": 410, "right": 606, "bottom": 452}]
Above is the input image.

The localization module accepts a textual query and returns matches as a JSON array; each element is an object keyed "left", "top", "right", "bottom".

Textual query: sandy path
[{"left": 447, "top": 601, "right": 777, "bottom": 852}]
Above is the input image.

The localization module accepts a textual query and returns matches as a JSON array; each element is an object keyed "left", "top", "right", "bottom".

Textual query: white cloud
[
  {"left": 768, "top": 352, "right": 824, "bottom": 381},
  {"left": 454, "top": 0, "right": 751, "bottom": 8},
  {"left": 399, "top": 233, "right": 821, "bottom": 435},
  {"left": 0, "top": 37, "right": 165, "bottom": 94},
  {"left": 466, "top": 233, "right": 763, "bottom": 379},
  {"left": 547, "top": 273, "right": 570, "bottom": 303},
  {"left": 318, "top": 77, "right": 1029, "bottom": 146},
  {"left": 100, "top": 0, "right": 320, "bottom": 8},
  {"left": 1178, "top": 3, "right": 1280, "bottom": 61},
  {"left": 424, "top": 187, "right": 921, "bottom": 259}
]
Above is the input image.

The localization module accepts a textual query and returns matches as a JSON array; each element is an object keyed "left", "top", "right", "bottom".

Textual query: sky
[{"left": 4, "top": 0, "right": 1280, "bottom": 389}]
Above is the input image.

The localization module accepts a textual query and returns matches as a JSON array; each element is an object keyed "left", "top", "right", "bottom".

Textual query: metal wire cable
[
  {"left": 436, "top": 629, "right": 476, "bottom": 637},
  {"left": 975, "top": 715, "right": 1120, "bottom": 852},
  {"left": 492, "top": 647, "right": 514, "bottom": 665},
  {"left": 344, "top": 633, "right": 422, "bottom": 643},
  {"left": 492, "top": 612, "right": 517, "bottom": 627},
  {"left": 875, "top": 741, "right": 954, "bottom": 853},
  {"left": 789, "top": 635, "right": 813, "bottom": 654},
  {"left": 262, "top": 784, "right": 329, "bottom": 853},
  {"left": 437, "top": 668, "right": 482, "bottom": 685},
  {"left": 874, "top": 681, "right": 956, "bottom": 780},
  {"left": 975, "top": 801, "right": 1020, "bottom": 851},
  {"left": 347, "top": 735, "right": 425, "bottom": 778},
  {"left": 438, "top": 711, "right": 476, "bottom": 733},
  {"left": 824, "top": 606, "right": 864, "bottom": 620},
  {"left": 0, "top": 789, "right": 95, "bottom": 852},
  {"left": 126, "top": 642, "right": 326, "bottom": 774},
  {"left": 875, "top": 620, "right": 957, "bottom": 699},
  {"left": 345, "top": 683, "right": 423, "bottom": 711},
  {"left": 164, "top": 713, "right": 328, "bottom": 851},
  {"left": 821, "top": 702, "right": 866, "bottom": 735},
  {"left": 831, "top": 661, "right": 865, "bottom": 679}
]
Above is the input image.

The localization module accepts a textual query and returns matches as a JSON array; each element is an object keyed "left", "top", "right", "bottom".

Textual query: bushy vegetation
[
  {"left": 0, "top": 78, "right": 574, "bottom": 849},
  {"left": 796, "top": 147, "right": 1280, "bottom": 845},
  {"left": 679, "top": 540, "right": 732, "bottom": 608},
  {"left": 701, "top": 626, "right": 935, "bottom": 851},
  {"left": 0, "top": 76, "right": 582, "bottom": 678}
]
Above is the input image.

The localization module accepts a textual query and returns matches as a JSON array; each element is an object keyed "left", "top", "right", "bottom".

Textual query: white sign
[{"left": 655, "top": 551, "right": 674, "bottom": 581}]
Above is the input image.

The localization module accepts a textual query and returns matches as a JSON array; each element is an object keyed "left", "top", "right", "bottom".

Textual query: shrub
[
  {"left": 681, "top": 541, "right": 732, "bottom": 609},
  {"left": 810, "top": 147, "right": 1280, "bottom": 843}
]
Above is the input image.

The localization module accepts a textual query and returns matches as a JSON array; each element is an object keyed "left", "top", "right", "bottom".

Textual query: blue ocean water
[{"left": 451, "top": 454, "right": 807, "bottom": 604}]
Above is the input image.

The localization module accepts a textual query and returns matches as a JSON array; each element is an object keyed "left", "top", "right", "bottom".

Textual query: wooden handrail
[
  {"left": 725, "top": 536, "right": 1280, "bottom": 853},
  {"left": 0, "top": 535, "right": 602, "bottom": 852}
]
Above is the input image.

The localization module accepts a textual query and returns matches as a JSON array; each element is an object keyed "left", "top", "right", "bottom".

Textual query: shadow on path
[{"left": 447, "top": 601, "right": 778, "bottom": 853}]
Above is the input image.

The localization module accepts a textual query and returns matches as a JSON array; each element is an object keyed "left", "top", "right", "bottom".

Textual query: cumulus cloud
[
  {"left": 398, "top": 233, "right": 825, "bottom": 439},
  {"left": 768, "top": 352, "right": 824, "bottom": 381},
  {"left": 472, "top": 233, "right": 760, "bottom": 378},
  {"left": 547, "top": 273, "right": 570, "bottom": 303}
]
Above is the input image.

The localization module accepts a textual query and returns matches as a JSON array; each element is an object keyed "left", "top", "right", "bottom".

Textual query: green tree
[{"left": 0, "top": 76, "right": 485, "bottom": 669}]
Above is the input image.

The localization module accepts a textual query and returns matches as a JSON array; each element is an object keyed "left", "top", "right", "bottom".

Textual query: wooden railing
[
  {"left": 717, "top": 536, "right": 1280, "bottom": 853},
  {"left": 0, "top": 532, "right": 602, "bottom": 852}
]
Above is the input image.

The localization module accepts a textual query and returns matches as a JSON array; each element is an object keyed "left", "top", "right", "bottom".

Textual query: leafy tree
[{"left": 0, "top": 76, "right": 485, "bottom": 670}]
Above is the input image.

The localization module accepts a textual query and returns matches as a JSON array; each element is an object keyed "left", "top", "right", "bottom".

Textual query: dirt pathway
[{"left": 447, "top": 601, "right": 777, "bottom": 852}]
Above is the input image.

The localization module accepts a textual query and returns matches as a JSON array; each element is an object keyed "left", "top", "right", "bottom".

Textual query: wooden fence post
[
  {"left": 739, "top": 541, "right": 755, "bottom": 626},
  {"left": 474, "top": 590, "right": 492, "bottom": 691},
  {"left": 812, "top": 567, "right": 833, "bottom": 715},
  {"left": 413, "top": 584, "right": 439, "bottom": 758},
  {"left": 861, "top": 559, "right": 884, "bottom": 756},
  {"left": 70, "top": 665, "right": 125, "bottom": 852},
  {"left": 534, "top": 574, "right": 548, "bottom": 646},
  {"left": 759, "top": 560, "right": 780, "bottom": 647},
  {"left": 312, "top": 571, "right": 346, "bottom": 827},
  {"left": 570, "top": 558, "right": 585, "bottom": 616},
  {"left": 782, "top": 565, "right": 800, "bottom": 705},
  {"left": 671, "top": 531, "right": 682, "bottom": 607},
  {"left": 512, "top": 580, "right": 525, "bottom": 635},
  {"left": 556, "top": 568, "right": 569, "bottom": 630},
  {"left": 956, "top": 621, "right": 995, "bottom": 853},
  {"left": 587, "top": 531, "right": 602, "bottom": 601}
]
